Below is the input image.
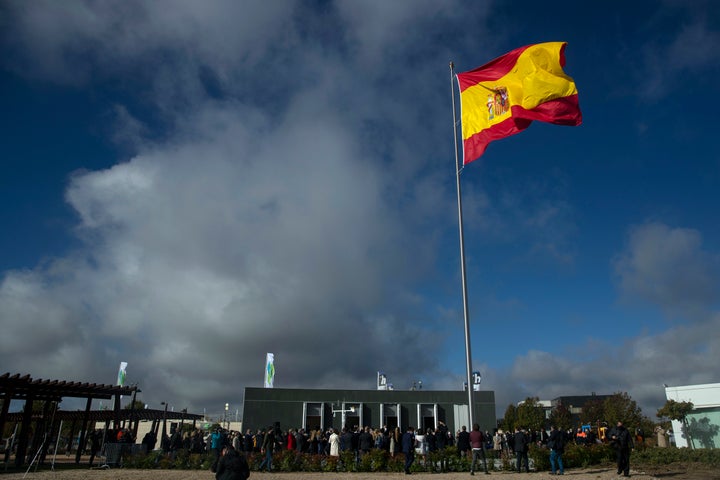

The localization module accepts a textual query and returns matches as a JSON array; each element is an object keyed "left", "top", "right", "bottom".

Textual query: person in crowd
[
  {"left": 168, "top": 427, "right": 183, "bottom": 458},
  {"left": 191, "top": 430, "right": 205, "bottom": 453},
  {"left": 426, "top": 427, "right": 437, "bottom": 453},
  {"left": 294, "top": 428, "right": 306, "bottom": 452},
  {"left": 320, "top": 428, "right": 330, "bottom": 455},
  {"left": 435, "top": 421, "right": 449, "bottom": 471},
  {"left": 258, "top": 426, "right": 275, "bottom": 472},
  {"left": 87, "top": 430, "right": 101, "bottom": 466},
  {"left": 389, "top": 427, "right": 400, "bottom": 457},
  {"left": 340, "top": 427, "right": 352, "bottom": 453},
  {"left": 215, "top": 445, "right": 250, "bottom": 480},
  {"left": 506, "top": 429, "right": 515, "bottom": 455},
  {"left": 548, "top": 425, "right": 565, "bottom": 475},
  {"left": 469, "top": 423, "right": 489, "bottom": 475},
  {"left": 286, "top": 428, "right": 296, "bottom": 450},
  {"left": 574, "top": 427, "right": 586, "bottom": 445},
  {"left": 635, "top": 427, "right": 644, "bottom": 445},
  {"left": 457, "top": 425, "right": 470, "bottom": 458},
  {"left": 210, "top": 428, "right": 225, "bottom": 471},
  {"left": 513, "top": 427, "right": 530, "bottom": 473},
  {"left": 141, "top": 429, "right": 157, "bottom": 453},
  {"left": 401, "top": 426, "right": 416, "bottom": 475},
  {"left": 309, "top": 429, "right": 319, "bottom": 454},
  {"left": 243, "top": 429, "right": 253, "bottom": 453},
  {"left": 358, "top": 426, "right": 374, "bottom": 457},
  {"left": 414, "top": 428, "right": 427, "bottom": 466},
  {"left": 374, "top": 428, "right": 386, "bottom": 450},
  {"left": 586, "top": 427, "right": 597, "bottom": 444},
  {"left": 610, "top": 421, "right": 633, "bottom": 477},
  {"left": 252, "top": 429, "right": 263, "bottom": 453},
  {"left": 654, "top": 425, "right": 668, "bottom": 448},
  {"left": 329, "top": 428, "right": 340, "bottom": 456},
  {"left": 599, "top": 423, "right": 609, "bottom": 443},
  {"left": 493, "top": 429, "right": 503, "bottom": 458}
]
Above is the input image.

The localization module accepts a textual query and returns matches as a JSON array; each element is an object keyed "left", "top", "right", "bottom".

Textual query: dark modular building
[{"left": 242, "top": 387, "right": 495, "bottom": 434}]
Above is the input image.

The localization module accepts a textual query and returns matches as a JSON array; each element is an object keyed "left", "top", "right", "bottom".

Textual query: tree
[
  {"left": 501, "top": 403, "right": 518, "bottom": 432},
  {"left": 579, "top": 398, "right": 605, "bottom": 426},
  {"left": 124, "top": 399, "right": 145, "bottom": 410},
  {"left": 657, "top": 399, "right": 695, "bottom": 449},
  {"left": 602, "top": 392, "right": 644, "bottom": 430},
  {"left": 549, "top": 403, "right": 573, "bottom": 431},
  {"left": 516, "top": 397, "right": 545, "bottom": 432}
]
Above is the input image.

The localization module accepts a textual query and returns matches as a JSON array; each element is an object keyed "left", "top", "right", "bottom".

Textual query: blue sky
[{"left": 1, "top": 0, "right": 719, "bottom": 420}]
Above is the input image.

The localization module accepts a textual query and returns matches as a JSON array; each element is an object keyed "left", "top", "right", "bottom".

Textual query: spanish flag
[{"left": 457, "top": 42, "right": 582, "bottom": 164}]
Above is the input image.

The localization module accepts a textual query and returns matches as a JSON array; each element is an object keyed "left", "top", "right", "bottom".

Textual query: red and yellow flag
[{"left": 456, "top": 42, "right": 582, "bottom": 164}]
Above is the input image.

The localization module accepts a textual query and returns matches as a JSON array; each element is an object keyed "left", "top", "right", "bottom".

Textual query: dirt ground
[{"left": 2, "top": 465, "right": 719, "bottom": 480}]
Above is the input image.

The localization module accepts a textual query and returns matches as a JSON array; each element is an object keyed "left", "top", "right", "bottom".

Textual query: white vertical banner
[
  {"left": 377, "top": 371, "right": 388, "bottom": 390},
  {"left": 117, "top": 362, "right": 128, "bottom": 386},
  {"left": 264, "top": 353, "right": 275, "bottom": 388},
  {"left": 472, "top": 371, "right": 482, "bottom": 392}
]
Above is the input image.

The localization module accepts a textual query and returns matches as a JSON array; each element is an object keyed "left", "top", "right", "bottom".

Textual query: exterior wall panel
[{"left": 242, "top": 387, "right": 496, "bottom": 434}]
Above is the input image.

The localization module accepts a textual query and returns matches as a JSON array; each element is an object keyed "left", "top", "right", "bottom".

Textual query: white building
[{"left": 664, "top": 383, "right": 720, "bottom": 449}]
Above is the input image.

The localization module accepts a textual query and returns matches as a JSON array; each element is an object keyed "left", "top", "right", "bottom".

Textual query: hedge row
[{"left": 121, "top": 444, "right": 720, "bottom": 472}]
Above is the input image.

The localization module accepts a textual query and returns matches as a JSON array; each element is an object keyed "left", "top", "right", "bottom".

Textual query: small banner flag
[
  {"left": 117, "top": 362, "right": 128, "bottom": 386},
  {"left": 264, "top": 353, "right": 275, "bottom": 388},
  {"left": 457, "top": 42, "right": 582, "bottom": 164},
  {"left": 472, "top": 371, "right": 482, "bottom": 392},
  {"left": 377, "top": 371, "right": 388, "bottom": 390}
]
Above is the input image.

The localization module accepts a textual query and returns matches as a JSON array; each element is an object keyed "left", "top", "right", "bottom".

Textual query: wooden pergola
[{"left": 0, "top": 372, "right": 201, "bottom": 467}]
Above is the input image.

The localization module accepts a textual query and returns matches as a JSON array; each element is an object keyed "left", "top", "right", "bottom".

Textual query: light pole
[{"left": 224, "top": 403, "right": 229, "bottom": 430}]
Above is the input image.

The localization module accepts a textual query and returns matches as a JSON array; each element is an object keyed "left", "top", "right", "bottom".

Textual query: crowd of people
[
  {"left": 115, "top": 419, "right": 640, "bottom": 476},
  {"left": 201, "top": 421, "right": 540, "bottom": 474}
]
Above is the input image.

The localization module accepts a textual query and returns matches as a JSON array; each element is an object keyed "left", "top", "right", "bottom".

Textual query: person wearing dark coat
[
  {"left": 435, "top": 421, "right": 449, "bottom": 472},
  {"left": 358, "top": 426, "right": 374, "bottom": 455},
  {"left": 513, "top": 427, "right": 530, "bottom": 473},
  {"left": 548, "top": 425, "right": 565, "bottom": 475},
  {"left": 215, "top": 445, "right": 250, "bottom": 480},
  {"left": 456, "top": 426, "right": 471, "bottom": 458},
  {"left": 611, "top": 421, "right": 634, "bottom": 477},
  {"left": 401, "top": 426, "right": 416, "bottom": 475}
]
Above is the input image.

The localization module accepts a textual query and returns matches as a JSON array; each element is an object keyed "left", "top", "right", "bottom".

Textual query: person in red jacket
[
  {"left": 287, "top": 428, "right": 296, "bottom": 450},
  {"left": 469, "top": 423, "right": 490, "bottom": 475}
]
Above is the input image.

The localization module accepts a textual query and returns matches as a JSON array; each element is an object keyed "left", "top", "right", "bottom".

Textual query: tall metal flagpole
[{"left": 449, "top": 62, "right": 475, "bottom": 430}]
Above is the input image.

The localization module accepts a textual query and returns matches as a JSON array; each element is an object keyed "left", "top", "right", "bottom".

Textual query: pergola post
[{"left": 75, "top": 397, "right": 93, "bottom": 464}]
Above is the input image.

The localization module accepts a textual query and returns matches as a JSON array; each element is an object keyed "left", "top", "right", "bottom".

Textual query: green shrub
[
  {"left": 322, "top": 455, "right": 340, "bottom": 472},
  {"left": 357, "top": 450, "right": 373, "bottom": 472},
  {"left": 339, "top": 450, "right": 357, "bottom": 472},
  {"left": 386, "top": 452, "right": 406, "bottom": 472},
  {"left": 298, "top": 453, "right": 323, "bottom": 472},
  {"left": 633, "top": 445, "right": 720, "bottom": 466},
  {"left": 441, "top": 448, "right": 471, "bottom": 472},
  {"left": 528, "top": 444, "right": 550, "bottom": 471},
  {"left": 274, "top": 449, "right": 303, "bottom": 471},
  {"left": 367, "top": 448, "right": 388, "bottom": 471},
  {"left": 99, "top": 443, "right": 720, "bottom": 473},
  {"left": 560, "top": 442, "right": 614, "bottom": 468}
]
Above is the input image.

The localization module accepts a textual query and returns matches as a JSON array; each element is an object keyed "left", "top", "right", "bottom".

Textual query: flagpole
[{"left": 449, "top": 61, "right": 475, "bottom": 430}]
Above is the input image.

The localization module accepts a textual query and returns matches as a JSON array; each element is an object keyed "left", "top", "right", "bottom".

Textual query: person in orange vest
[{"left": 574, "top": 427, "right": 587, "bottom": 445}]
